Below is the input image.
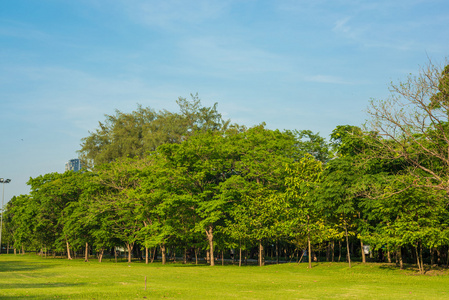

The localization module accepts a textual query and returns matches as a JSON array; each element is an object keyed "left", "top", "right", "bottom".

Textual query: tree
[
  {"left": 78, "top": 95, "right": 230, "bottom": 168},
  {"left": 157, "top": 131, "right": 233, "bottom": 266},
  {"left": 231, "top": 125, "right": 301, "bottom": 266},
  {"left": 93, "top": 157, "right": 149, "bottom": 263},
  {"left": 367, "top": 60, "right": 449, "bottom": 194},
  {"left": 285, "top": 154, "right": 323, "bottom": 268}
]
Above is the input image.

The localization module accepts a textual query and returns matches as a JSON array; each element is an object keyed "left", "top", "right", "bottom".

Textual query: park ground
[{"left": 1, "top": 254, "right": 449, "bottom": 299}]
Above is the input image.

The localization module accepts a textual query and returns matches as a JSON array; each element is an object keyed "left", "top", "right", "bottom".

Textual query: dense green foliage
[{"left": 4, "top": 63, "right": 449, "bottom": 274}]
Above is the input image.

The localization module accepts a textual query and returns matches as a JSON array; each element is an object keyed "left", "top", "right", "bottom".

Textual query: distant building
[{"left": 65, "top": 158, "right": 82, "bottom": 172}]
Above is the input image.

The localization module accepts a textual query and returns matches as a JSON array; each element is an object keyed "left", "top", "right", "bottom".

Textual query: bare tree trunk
[
  {"left": 222, "top": 250, "right": 224, "bottom": 266},
  {"left": 430, "top": 247, "right": 435, "bottom": 267},
  {"left": 361, "top": 240, "right": 366, "bottom": 263},
  {"left": 259, "top": 241, "right": 264, "bottom": 266},
  {"left": 84, "top": 242, "right": 89, "bottom": 262},
  {"left": 397, "top": 247, "right": 403, "bottom": 270},
  {"left": 145, "top": 247, "right": 149, "bottom": 264},
  {"left": 206, "top": 226, "right": 215, "bottom": 266},
  {"left": 161, "top": 243, "right": 166, "bottom": 265},
  {"left": 387, "top": 249, "right": 391, "bottom": 263},
  {"left": 419, "top": 243, "right": 424, "bottom": 274},
  {"left": 415, "top": 244, "right": 423, "bottom": 274},
  {"left": 338, "top": 240, "right": 342, "bottom": 262},
  {"left": 239, "top": 247, "right": 242, "bottom": 267},
  {"left": 66, "top": 241, "right": 72, "bottom": 260},
  {"left": 331, "top": 241, "right": 335, "bottom": 262},
  {"left": 344, "top": 224, "right": 351, "bottom": 268},
  {"left": 98, "top": 249, "right": 104, "bottom": 263},
  {"left": 21, "top": 244, "right": 25, "bottom": 255},
  {"left": 151, "top": 247, "right": 157, "bottom": 263},
  {"left": 126, "top": 243, "right": 133, "bottom": 263},
  {"left": 307, "top": 215, "right": 312, "bottom": 269},
  {"left": 194, "top": 248, "right": 198, "bottom": 265},
  {"left": 276, "top": 240, "right": 279, "bottom": 264}
]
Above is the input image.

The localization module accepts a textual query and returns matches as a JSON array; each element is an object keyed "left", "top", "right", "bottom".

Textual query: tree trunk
[
  {"left": 276, "top": 240, "right": 279, "bottom": 264},
  {"left": 361, "top": 240, "right": 366, "bottom": 263},
  {"left": 397, "top": 247, "right": 403, "bottom": 270},
  {"left": 430, "top": 247, "right": 435, "bottom": 267},
  {"left": 415, "top": 245, "right": 421, "bottom": 273},
  {"left": 419, "top": 243, "right": 424, "bottom": 274},
  {"left": 21, "top": 244, "right": 25, "bottom": 255},
  {"left": 98, "top": 249, "right": 104, "bottom": 263},
  {"left": 66, "top": 241, "right": 72, "bottom": 260},
  {"left": 161, "top": 243, "right": 166, "bottom": 265},
  {"left": 415, "top": 244, "right": 423, "bottom": 274},
  {"left": 307, "top": 215, "right": 312, "bottom": 269},
  {"left": 239, "top": 247, "right": 242, "bottom": 267},
  {"left": 206, "top": 226, "right": 215, "bottom": 266},
  {"left": 387, "top": 249, "right": 391, "bottom": 263},
  {"left": 194, "top": 248, "right": 198, "bottom": 265},
  {"left": 151, "top": 247, "right": 157, "bottom": 263},
  {"left": 331, "top": 241, "right": 335, "bottom": 262},
  {"left": 145, "top": 247, "right": 149, "bottom": 264},
  {"left": 126, "top": 243, "right": 134, "bottom": 263},
  {"left": 338, "top": 240, "right": 342, "bottom": 262},
  {"left": 259, "top": 241, "right": 264, "bottom": 267},
  {"left": 84, "top": 242, "right": 89, "bottom": 262},
  {"left": 222, "top": 250, "right": 224, "bottom": 266},
  {"left": 344, "top": 224, "right": 351, "bottom": 268}
]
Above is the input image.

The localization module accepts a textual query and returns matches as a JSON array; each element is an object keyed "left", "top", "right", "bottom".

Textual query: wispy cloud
[
  {"left": 114, "top": 0, "right": 233, "bottom": 30},
  {"left": 178, "top": 36, "right": 287, "bottom": 75}
]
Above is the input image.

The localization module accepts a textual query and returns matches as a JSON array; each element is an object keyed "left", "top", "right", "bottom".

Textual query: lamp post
[{"left": 0, "top": 178, "right": 11, "bottom": 254}]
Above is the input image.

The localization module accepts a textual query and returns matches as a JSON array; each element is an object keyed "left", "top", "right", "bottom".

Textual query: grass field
[{"left": 1, "top": 254, "right": 448, "bottom": 299}]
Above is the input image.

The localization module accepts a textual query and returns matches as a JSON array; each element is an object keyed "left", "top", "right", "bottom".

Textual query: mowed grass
[{"left": 1, "top": 254, "right": 448, "bottom": 299}]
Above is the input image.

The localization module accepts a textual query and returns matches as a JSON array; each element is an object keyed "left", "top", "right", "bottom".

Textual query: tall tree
[
  {"left": 78, "top": 95, "right": 230, "bottom": 168},
  {"left": 367, "top": 61, "right": 449, "bottom": 195}
]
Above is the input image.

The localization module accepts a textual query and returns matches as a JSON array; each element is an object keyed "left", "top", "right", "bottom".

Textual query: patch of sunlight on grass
[{"left": 0, "top": 255, "right": 448, "bottom": 299}]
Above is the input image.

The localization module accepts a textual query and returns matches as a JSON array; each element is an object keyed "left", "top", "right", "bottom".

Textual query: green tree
[
  {"left": 285, "top": 154, "right": 323, "bottom": 268},
  {"left": 79, "top": 95, "right": 230, "bottom": 168}
]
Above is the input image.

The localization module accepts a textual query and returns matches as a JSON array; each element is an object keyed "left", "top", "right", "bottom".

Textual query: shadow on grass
[
  {"left": 0, "top": 261, "right": 56, "bottom": 273},
  {"left": 377, "top": 263, "right": 449, "bottom": 275},
  {"left": 1, "top": 282, "right": 88, "bottom": 289},
  {"left": 377, "top": 263, "right": 418, "bottom": 272}
]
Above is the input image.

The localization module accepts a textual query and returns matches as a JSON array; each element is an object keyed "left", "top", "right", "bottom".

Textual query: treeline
[{"left": 4, "top": 63, "right": 449, "bottom": 273}]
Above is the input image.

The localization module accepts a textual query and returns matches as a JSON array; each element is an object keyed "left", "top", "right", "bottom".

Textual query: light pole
[{"left": 0, "top": 178, "right": 11, "bottom": 254}]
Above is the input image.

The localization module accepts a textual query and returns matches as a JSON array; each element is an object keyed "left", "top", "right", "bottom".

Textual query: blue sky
[{"left": 1, "top": 0, "right": 448, "bottom": 199}]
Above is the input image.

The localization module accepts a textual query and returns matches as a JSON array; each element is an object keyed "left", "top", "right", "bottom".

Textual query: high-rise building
[{"left": 65, "top": 158, "right": 81, "bottom": 172}]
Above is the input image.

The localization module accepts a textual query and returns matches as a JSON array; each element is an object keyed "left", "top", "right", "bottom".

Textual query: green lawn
[{"left": 0, "top": 254, "right": 448, "bottom": 299}]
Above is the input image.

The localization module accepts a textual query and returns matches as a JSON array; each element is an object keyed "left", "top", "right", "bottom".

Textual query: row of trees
[{"left": 3, "top": 62, "right": 449, "bottom": 273}]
